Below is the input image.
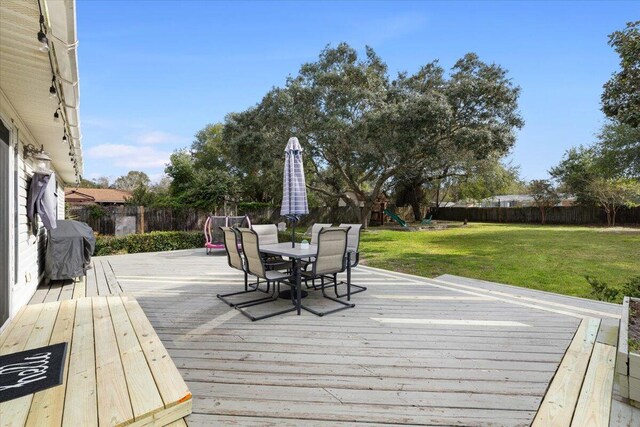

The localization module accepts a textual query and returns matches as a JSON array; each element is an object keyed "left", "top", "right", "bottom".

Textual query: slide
[{"left": 383, "top": 209, "right": 408, "bottom": 227}]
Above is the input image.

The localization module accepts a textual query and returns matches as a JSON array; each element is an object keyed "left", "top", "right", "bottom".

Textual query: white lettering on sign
[{"left": 0, "top": 352, "right": 52, "bottom": 391}]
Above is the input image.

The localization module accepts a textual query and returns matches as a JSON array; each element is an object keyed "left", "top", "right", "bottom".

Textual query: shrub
[
  {"left": 585, "top": 276, "right": 619, "bottom": 302},
  {"left": 585, "top": 275, "right": 640, "bottom": 303},
  {"left": 95, "top": 231, "right": 204, "bottom": 256},
  {"left": 238, "top": 201, "right": 273, "bottom": 211},
  {"left": 622, "top": 276, "right": 640, "bottom": 299}
]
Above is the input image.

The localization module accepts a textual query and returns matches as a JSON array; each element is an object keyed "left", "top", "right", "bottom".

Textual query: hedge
[{"left": 95, "top": 231, "right": 204, "bottom": 256}]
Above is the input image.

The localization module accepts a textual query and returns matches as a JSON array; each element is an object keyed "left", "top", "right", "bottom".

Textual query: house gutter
[{"left": 43, "top": 0, "right": 83, "bottom": 177}]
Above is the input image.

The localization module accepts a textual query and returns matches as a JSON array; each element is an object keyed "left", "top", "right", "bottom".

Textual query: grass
[{"left": 359, "top": 222, "right": 640, "bottom": 301}]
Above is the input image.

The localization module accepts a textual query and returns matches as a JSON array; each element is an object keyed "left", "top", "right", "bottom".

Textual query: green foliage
[
  {"left": 584, "top": 275, "right": 640, "bottom": 303},
  {"left": 125, "top": 185, "right": 156, "bottom": 207},
  {"left": 528, "top": 179, "right": 560, "bottom": 224},
  {"left": 587, "top": 177, "right": 640, "bottom": 226},
  {"left": 449, "top": 159, "right": 526, "bottom": 203},
  {"left": 622, "top": 276, "right": 640, "bottom": 298},
  {"left": 238, "top": 201, "right": 273, "bottom": 211},
  {"left": 585, "top": 276, "right": 619, "bottom": 302},
  {"left": 602, "top": 21, "right": 640, "bottom": 127},
  {"left": 113, "top": 171, "right": 151, "bottom": 192},
  {"left": 95, "top": 231, "right": 204, "bottom": 256},
  {"left": 87, "top": 204, "right": 106, "bottom": 219},
  {"left": 550, "top": 146, "right": 602, "bottom": 204},
  {"left": 277, "top": 231, "right": 305, "bottom": 244},
  {"left": 164, "top": 148, "right": 239, "bottom": 210},
  {"left": 77, "top": 178, "right": 104, "bottom": 188},
  {"left": 598, "top": 122, "right": 640, "bottom": 179}
]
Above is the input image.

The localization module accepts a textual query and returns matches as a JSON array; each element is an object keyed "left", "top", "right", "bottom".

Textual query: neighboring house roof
[{"left": 65, "top": 188, "right": 132, "bottom": 204}]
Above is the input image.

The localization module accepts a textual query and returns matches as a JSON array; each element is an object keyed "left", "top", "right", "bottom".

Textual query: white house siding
[
  {"left": 14, "top": 139, "right": 49, "bottom": 314},
  {"left": 0, "top": 108, "right": 65, "bottom": 319},
  {"left": 57, "top": 180, "right": 65, "bottom": 220}
]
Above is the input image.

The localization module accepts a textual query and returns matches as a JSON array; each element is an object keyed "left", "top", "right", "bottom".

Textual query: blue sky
[{"left": 77, "top": 0, "right": 637, "bottom": 183}]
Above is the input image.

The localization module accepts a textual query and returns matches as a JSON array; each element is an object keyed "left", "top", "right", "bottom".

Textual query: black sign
[{"left": 0, "top": 342, "right": 67, "bottom": 403}]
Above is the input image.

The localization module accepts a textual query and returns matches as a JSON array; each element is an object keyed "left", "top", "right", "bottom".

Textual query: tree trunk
[
  {"left": 540, "top": 207, "right": 546, "bottom": 225},
  {"left": 612, "top": 208, "right": 617, "bottom": 227},
  {"left": 410, "top": 200, "right": 422, "bottom": 221},
  {"left": 360, "top": 200, "right": 373, "bottom": 229}
]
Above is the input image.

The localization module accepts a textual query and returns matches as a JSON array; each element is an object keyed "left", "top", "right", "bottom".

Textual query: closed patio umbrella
[{"left": 281, "top": 137, "right": 309, "bottom": 247}]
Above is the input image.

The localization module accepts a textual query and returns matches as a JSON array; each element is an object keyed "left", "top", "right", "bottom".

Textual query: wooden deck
[
  {"left": 1, "top": 294, "right": 191, "bottom": 427},
  {"left": 16, "top": 249, "right": 640, "bottom": 426},
  {"left": 81, "top": 248, "right": 633, "bottom": 426},
  {"left": 29, "top": 259, "right": 123, "bottom": 305}
]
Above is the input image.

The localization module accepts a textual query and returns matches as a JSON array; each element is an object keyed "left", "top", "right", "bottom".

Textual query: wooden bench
[
  {"left": 532, "top": 317, "right": 617, "bottom": 426},
  {"left": 0, "top": 295, "right": 192, "bottom": 427}
]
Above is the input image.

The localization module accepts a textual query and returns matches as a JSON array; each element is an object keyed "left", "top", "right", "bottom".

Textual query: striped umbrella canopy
[{"left": 280, "top": 137, "right": 308, "bottom": 246}]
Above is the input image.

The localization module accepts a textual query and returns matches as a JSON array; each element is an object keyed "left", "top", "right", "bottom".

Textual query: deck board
[
  {"left": 26, "top": 299, "right": 77, "bottom": 427},
  {"left": 73, "top": 275, "right": 87, "bottom": 299},
  {"left": 93, "top": 296, "right": 134, "bottom": 426},
  {"left": 571, "top": 342, "right": 616, "bottom": 426},
  {"left": 1, "top": 302, "right": 58, "bottom": 427},
  {"left": 532, "top": 318, "right": 600, "bottom": 426},
  {"left": 94, "top": 261, "right": 111, "bottom": 296},
  {"left": 86, "top": 263, "right": 99, "bottom": 297}
]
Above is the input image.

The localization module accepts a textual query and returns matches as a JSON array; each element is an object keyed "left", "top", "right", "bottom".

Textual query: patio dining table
[
  {"left": 260, "top": 243, "right": 316, "bottom": 315},
  {"left": 260, "top": 243, "right": 353, "bottom": 315}
]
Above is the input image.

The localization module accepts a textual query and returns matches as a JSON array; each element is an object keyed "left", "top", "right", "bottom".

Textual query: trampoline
[{"left": 204, "top": 215, "right": 251, "bottom": 254}]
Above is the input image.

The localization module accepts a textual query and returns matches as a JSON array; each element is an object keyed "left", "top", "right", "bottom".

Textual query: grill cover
[{"left": 45, "top": 220, "right": 96, "bottom": 280}]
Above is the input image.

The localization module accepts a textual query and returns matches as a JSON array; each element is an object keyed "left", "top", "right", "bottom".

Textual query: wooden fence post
[{"left": 138, "top": 205, "right": 145, "bottom": 234}]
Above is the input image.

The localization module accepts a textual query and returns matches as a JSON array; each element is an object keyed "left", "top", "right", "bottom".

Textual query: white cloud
[
  {"left": 86, "top": 144, "right": 171, "bottom": 168},
  {"left": 135, "top": 131, "right": 188, "bottom": 145}
]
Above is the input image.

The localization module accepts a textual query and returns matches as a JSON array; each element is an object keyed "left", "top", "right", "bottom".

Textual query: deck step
[
  {"left": 532, "top": 317, "right": 600, "bottom": 426},
  {"left": 0, "top": 295, "right": 192, "bottom": 427},
  {"left": 533, "top": 317, "right": 619, "bottom": 427},
  {"left": 571, "top": 342, "right": 616, "bottom": 426}
]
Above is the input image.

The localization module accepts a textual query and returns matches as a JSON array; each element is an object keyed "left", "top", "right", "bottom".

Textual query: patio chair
[
  {"left": 251, "top": 224, "right": 292, "bottom": 271},
  {"left": 310, "top": 223, "right": 333, "bottom": 244},
  {"left": 216, "top": 227, "right": 273, "bottom": 308},
  {"left": 301, "top": 223, "right": 332, "bottom": 272},
  {"left": 235, "top": 228, "right": 297, "bottom": 321},
  {"left": 333, "top": 223, "right": 367, "bottom": 299},
  {"left": 301, "top": 227, "right": 355, "bottom": 317}
]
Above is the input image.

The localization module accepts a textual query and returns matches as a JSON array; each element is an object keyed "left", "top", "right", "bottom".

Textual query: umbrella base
[{"left": 278, "top": 289, "right": 309, "bottom": 300}]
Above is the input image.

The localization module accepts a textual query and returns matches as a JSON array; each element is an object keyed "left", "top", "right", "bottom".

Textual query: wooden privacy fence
[
  {"left": 69, "top": 204, "right": 639, "bottom": 234},
  {"left": 68, "top": 206, "right": 211, "bottom": 235},
  {"left": 68, "top": 205, "right": 362, "bottom": 236},
  {"left": 433, "top": 206, "right": 640, "bottom": 225}
]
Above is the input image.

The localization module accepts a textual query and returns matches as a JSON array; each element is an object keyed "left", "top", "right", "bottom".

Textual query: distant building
[
  {"left": 479, "top": 194, "right": 576, "bottom": 208},
  {"left": 65, "top": 188, "right": 133, "bottom": 206}
]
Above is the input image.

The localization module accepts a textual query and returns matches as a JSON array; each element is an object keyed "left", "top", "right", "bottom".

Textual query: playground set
[{"left": 382, "top": 209, "right": 432, "bottom": 228}]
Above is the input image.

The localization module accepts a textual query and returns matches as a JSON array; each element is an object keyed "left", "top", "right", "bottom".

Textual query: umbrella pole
[{"left": 291, "top": 220, "right": 295, "bottom": 248}]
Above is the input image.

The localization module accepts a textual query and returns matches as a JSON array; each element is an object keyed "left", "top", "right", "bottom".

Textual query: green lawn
[{"left": 359, "top": 223, "right": 640, "bottom": 301}]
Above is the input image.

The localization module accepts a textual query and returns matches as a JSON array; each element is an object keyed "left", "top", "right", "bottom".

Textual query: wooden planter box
[{"left": 616, "top": 296, "right": 640, "bottom": 406}]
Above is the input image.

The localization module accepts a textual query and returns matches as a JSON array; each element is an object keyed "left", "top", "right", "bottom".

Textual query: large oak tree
[{"left": 224, "top": 43, "right": 523, "bottom": 226}]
